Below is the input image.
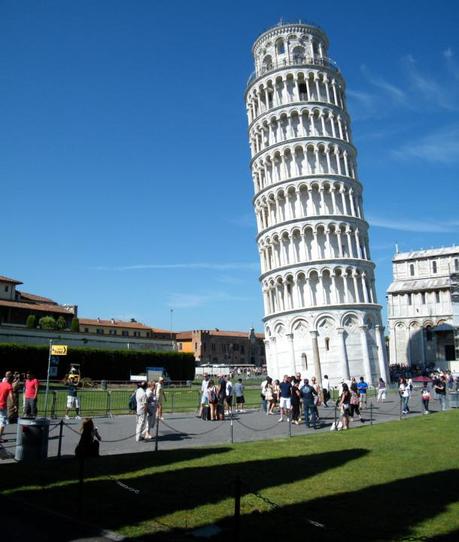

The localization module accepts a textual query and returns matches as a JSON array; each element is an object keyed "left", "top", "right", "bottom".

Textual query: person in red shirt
[
  {"left": 24, "top": 371, "right": 40, "bottom": 418},
  {"left": 0, "top": 373, "right": 14, "bottom": 442}
]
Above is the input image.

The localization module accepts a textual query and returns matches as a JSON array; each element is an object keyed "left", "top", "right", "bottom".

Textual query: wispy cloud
[
  {"left": 91, "top": 262, "right": 259, "bottom": 272},
  {"left": 444, "top": 47, "right": 459, "bottom": 80},
  {"left": 167, "top": 291, "right": 251, "bottom": 309},
  {"left": 402, "top": 54, "right": 459, "bottom": 110},
  {"left": 392, "top": 124, "right": 459, "bottom": 164},
  {"left": 361, "top": 64, "right": 407, "bottom": 105},
  {"left": 368, "top": 215, "right": 459, "bottom": 233}
]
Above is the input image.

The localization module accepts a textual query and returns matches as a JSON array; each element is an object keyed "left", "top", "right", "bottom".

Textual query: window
[
  {"left": 455, "top": 259, "right": 459, "bottom": 271},
  {"left": 241, "top": 345, "right": 245, "bottom": 354},
  {"left": 301, "top": 353, "right": 308, "bottom": 369},
  {"left": 409, "top": 264, "right": 415, "bottom": 277},
  {"left": 325, "top": 337, "right": 330, "bottom": 351},
  {"left": 292, "top": 46, "right": 305, "bottom": 64},
  {"left": 84, "top": 327, "right": 89, "bottom": 333},
  {"left": 407, "top": 293, "right": 412, "bottom": 306},
  {"left": 109, "top": 329, "right": 117, "bottom": 335},
  {"left": 275, "top": 39, "right": 285, "bottom": 55},
  {"left": 425, "top": 327, "right": 432, "bottom": 342},
  {"left": 122, "top": 330, "right": 129, "bottom": 337},
  {"left": 421, "top": 292, "right": 426, "bottom": 304},
  {"left": 432, "top": 261, "right": 437, "bottom": 274},
  {"left": 178, "top": 343, "right": 182, "bottom": 351},
  {"left": 298, "top": 82, "right": 307, "bottom": 100},
  {"left": 211, "top": 343, "right": 216, "bottom": 352},
  {"left": 194, "top": 342, "right": 198, "bottom": 350},
  {"left": 435, "top": 291, "right": 440, "bottom": 303},
  {"left": 133, "top": 331, "right": 140, "bottom": 337},
  {"left": 96, "top": 328, "right": 104, "bottom": 335},
  {"left": 4, "top": 286, "right": 8, "bottom": 292}
]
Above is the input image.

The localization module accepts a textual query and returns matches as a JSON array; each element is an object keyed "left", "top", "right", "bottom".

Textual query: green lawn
[{"left": 2, "top": 410, "right": 459, "bottom": 540}]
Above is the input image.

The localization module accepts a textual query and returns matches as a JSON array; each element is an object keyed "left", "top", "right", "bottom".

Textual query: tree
[
  {"left": 71, "top": 317, "right": 80, "bottom": 332},
  {"left": 39, "top": 316, "right": 57, "bottom": 329},
  {"left": 26, "top": 314, "right": 37, "bottom": 328},
  {"left": 56, "top": 316, "right": 67, "bottom": 330}
]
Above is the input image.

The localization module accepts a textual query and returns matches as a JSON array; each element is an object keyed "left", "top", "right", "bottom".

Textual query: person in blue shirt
[
  {"left": 300, "top": 379, "right": 318, "bottom": 429},
  {"left": 278, "top": 375, "right": 292, "bottom": 422},
  {"left": 357, "top": 377, "right": 368, "bottom": 408}
]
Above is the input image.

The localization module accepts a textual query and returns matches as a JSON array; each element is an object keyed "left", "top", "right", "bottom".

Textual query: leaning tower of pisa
[{"left": 245, "top": 22, "right": 389, "bottom": 385}]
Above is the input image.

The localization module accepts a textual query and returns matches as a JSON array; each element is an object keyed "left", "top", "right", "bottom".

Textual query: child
[{"left": 75, "top": 418, "right": 101, "bottom": 459}]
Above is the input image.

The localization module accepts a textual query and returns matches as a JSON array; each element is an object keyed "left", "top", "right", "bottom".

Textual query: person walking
[
  {"left": 260, "top": 376, "right": 268, "bottom": 413},
  {"left": 310, "top": 376, "right": 322, "bottom": 423},
  {"left": 75, "top": 418, "right": 101, "bottom": 458},
  {"left": 199, "top": 373, "right": 210, "bottom": 418},
  {"left": 143, "top": 381, "right": 157, "bottom": 439},
  {"left": 24, "top": 371, "right": 39, "bottom": 418},
  {"left": 357, "top": 376, "right": 368, "bottom": 408},
  {"left": 234, "top": 378, "right": 245, "bottom": 412},
  {"left": 207, "top": 380, "right": 218, "bottom": 421},
  {"left": 421, "top": 382, "right": 431, "bottom": 414},
  {"left": 0, "top": 373, "right": 14, "bottom": 443},
  {"left": 399, "top": 377, "right": 411, "bottom": 415},
  {"left": 350, "top": 386, "right": 364, "bottom": 423},
  {"left": 321, "top": 375, "right": 331, "bottom": 407},
  {"left": 264, "top": 377, "right": 275, "bottom": 414},
  {"left": 225, "top": 377, "right": 233, "bottom": 415},
  {"left": 434, "top": 376, "right": 447, "bottom": 411},
  {"left": 338, "top": 383, "right": 352, "bottom": 430},
  {"left": 278, "top": 375, "right": 292, "bottom": 423},
  {"left": 156, "top": 377, "right": 166, "bottom": 421},
  {"left": 135, "top": 382, "right": 148, "bottom": 442},
  {"left": 377, "top": 378, "right": 387, "bottom": 403},
  {"left": 300, "top": 378, "right": 318, "bottom": 428}
]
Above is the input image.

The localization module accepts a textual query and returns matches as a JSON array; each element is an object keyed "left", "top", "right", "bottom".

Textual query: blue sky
[{"left": 1, "top": 0, "right": 459, "bottom": 333}]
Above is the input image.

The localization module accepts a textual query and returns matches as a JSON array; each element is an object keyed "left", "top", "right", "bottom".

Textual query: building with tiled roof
[
  {"left": 176, "top": 328, "right": 265, "bottom": 366},
  {"left": 0, "top": 274, "right": 76, "bottom": 327},
  {"left": 79, "top": 318, "right": 174, "bottom": 341}
]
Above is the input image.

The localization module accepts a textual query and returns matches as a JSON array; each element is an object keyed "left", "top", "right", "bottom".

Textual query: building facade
[
  {"left": 245, "top": 22, "right": 388, "bottom": 384},
  {"left": 387, "top": 246, "right": 459, "bottom": 369},
  {"left": 176, "top": 329, "right": 266, "bottom": 366},
  {"left": 0, "top": 274, "right": 174, "bottom": 351}
]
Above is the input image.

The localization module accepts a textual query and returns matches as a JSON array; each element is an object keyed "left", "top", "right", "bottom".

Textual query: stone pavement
[{"left": 0, "top": 393, "right": 444, "bottom": 461}]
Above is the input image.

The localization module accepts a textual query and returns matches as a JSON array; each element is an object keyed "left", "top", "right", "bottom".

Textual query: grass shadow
[
  {"left": 3, "top": 448, "right": 368, "bottom": 539},
  {"left": 141, "top": 468, "right": 459, "bottom": 541}
]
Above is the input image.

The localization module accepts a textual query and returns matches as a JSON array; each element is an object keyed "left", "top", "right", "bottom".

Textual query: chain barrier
[
  {"left": 246, "top": 486, "right": 325, "bottom": 529},
  {"left": 234, "top": 417, "right": 282, "bottom": 432},
  {"left": 48, "top": 423, "right": 61, "bottom": 434},
  {"left": 160, "top": 418, "right": 226, "bottom": 436},
  {"left": 107, "top": 474, "right": 141, "bottom": 494}
]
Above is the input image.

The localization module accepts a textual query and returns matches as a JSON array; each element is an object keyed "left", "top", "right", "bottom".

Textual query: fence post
[
  {"left": 230, "top": 410, "right": 234, "bottom": 444},
  {"left": 57, "top": 419, "right": 64, "bottom": 458},
  {"left": 171, "top": 391, "right": 175, "bottom": 414},
  {"left": 370, "top": 402, "right": 373, "bottom": 426},
  {"left": 154, "top": 413, "right": 160, "bottom": 452},
  {"left": 233, "top": 476, "right": 241, "bottom": 542},
  {"left": 106, "top": 390, "right": 112, "bottom": 418},
  {"left": 50, "top": 391, "right": 57, "bottom": 419},
  {"left": 288, "top": 414, "right": 292, "bottom": 437}
]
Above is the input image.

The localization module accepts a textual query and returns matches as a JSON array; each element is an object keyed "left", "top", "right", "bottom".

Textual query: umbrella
[{"left": 412, "top": 376, "right": 432, "bottom": 382}]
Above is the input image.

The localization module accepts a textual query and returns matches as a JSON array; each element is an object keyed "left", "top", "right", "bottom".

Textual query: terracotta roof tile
[
  {"left": 19, "top": 291, "right": 58, "bottom": 305},
  {"left": 0, "top": 275, "right": 23, "bottom": 285},
  {"left": 0, "top": 299, "right": 74, "bottom": 315}
]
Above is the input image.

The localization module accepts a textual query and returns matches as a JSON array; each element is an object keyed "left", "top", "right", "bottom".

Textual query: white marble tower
[{"left": 245, "top": 22, "right": 388, "bottom": 385}]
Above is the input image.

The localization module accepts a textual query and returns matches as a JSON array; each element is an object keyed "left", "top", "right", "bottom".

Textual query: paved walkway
[{"left": 0, "top": 393, "right": 445, "bottom": 461}]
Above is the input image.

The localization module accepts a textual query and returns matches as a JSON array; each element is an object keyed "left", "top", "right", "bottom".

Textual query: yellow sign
[{"left": 51, "top": 344, "right": 68, "bottom": 356}]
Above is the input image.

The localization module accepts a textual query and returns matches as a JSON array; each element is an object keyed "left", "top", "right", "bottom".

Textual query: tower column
[
  {"left": 310, "top": 330, "right": 322, "bottom": 382},
  {"left": 359, "top": 325, "right": 372, "bottom": 384},
  {"left": 337, "top": 327, "right": 350, "bottom": 379}
]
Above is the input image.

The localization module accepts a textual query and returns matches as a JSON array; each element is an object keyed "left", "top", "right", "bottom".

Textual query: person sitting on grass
[{"left": 75, "top": 418, "right": 101, "bottom": 459}]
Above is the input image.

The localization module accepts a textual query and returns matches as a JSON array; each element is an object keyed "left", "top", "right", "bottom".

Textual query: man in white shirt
[
  {"left": 199, "top": 373, "right": 210, "bottom": 418},
  {"left": 135, "top": 381, "right": 148, "bottom": 442},
  {"left": 260, "top": 377, "right": 268, "bottom": 413}
]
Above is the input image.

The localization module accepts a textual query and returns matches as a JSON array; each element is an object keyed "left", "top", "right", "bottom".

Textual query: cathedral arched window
[
  {"left": 409, "top": 264, "right": 415, "bottom": 277},
  {"left": 432, "top": 260, "right": 437, "bottom": 274}
]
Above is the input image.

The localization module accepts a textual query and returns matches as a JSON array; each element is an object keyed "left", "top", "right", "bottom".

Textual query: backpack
[{"left": 128, "top": 392, "right": 137, "bottom": 411}]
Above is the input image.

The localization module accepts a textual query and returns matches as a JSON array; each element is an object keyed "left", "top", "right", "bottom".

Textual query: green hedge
[{"left": 0, "top": 343, "right": 195, "bottom": 381}]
